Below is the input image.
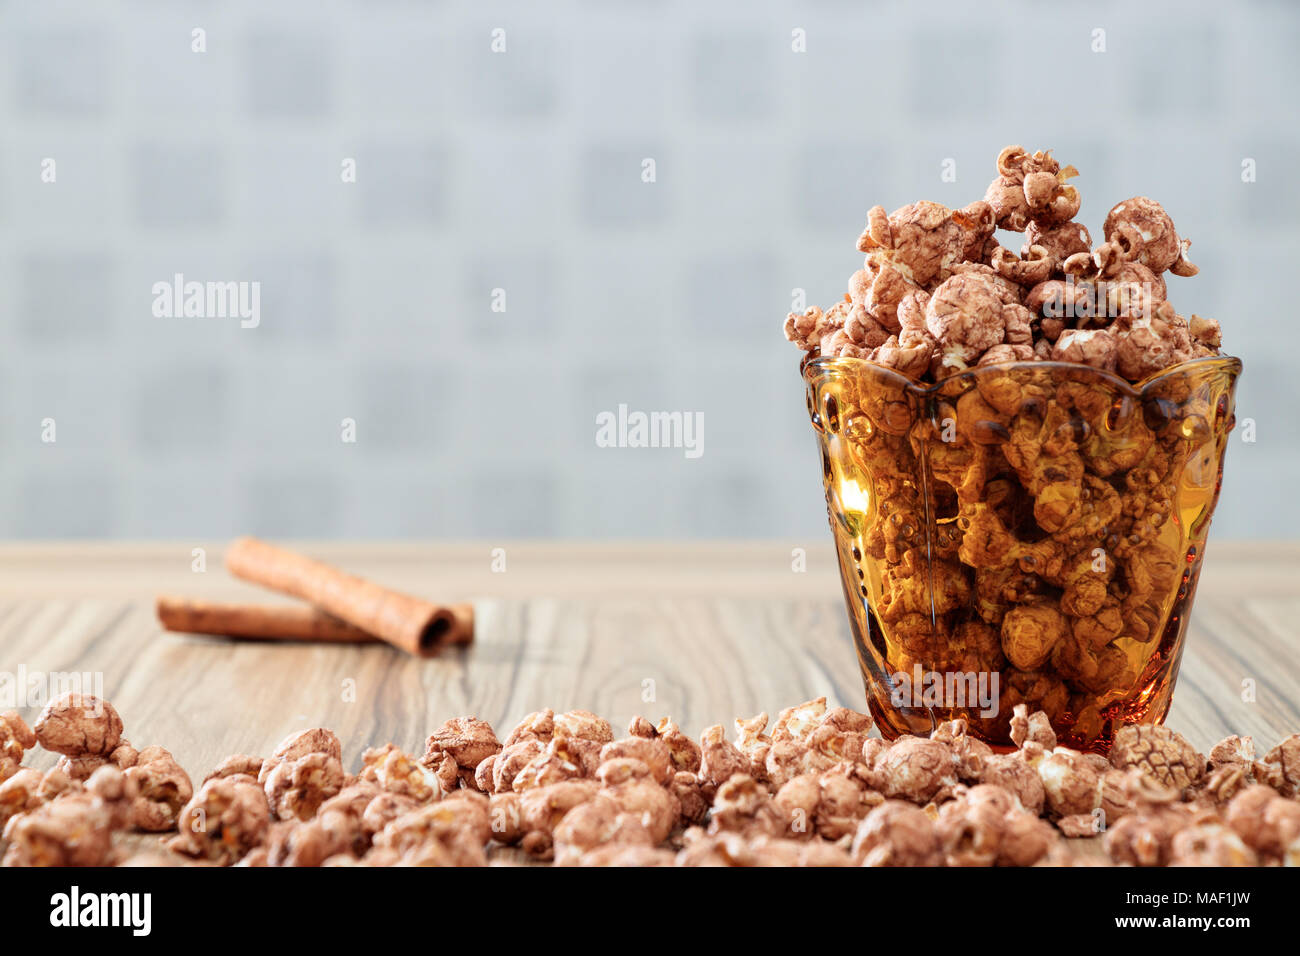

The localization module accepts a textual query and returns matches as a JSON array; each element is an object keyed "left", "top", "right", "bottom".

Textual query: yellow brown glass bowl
[{"left": 802, "top": 354, "right": 1242, "bottom": 753}]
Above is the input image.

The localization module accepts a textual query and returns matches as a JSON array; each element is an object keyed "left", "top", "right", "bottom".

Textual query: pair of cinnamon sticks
[{"left": 156, "top": 537, "right": 472, "bottom": 658}]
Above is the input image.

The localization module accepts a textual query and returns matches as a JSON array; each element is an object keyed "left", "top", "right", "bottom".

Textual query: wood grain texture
[{"left": 0, "top": 540, "right": 1295, "bottom": 780}]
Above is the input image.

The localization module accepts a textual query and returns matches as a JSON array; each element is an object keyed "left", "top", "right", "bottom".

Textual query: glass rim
[{"left": 801, "top": 353, "right": 1243, "bottom": 397}]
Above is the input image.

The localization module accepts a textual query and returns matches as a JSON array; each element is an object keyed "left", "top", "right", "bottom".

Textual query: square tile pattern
[{"left": 0, "top": 1, "right": 1292, "bottom": 538}]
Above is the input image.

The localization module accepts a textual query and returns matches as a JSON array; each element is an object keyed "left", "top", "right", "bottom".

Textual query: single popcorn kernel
[
  {"left": 1001, "top": 602, "right": 1068, "bottom": 672},
  {"left": 1102, "top": 197, "right": 1197, "bottom": 276},
  {"left": 0, "top": 712, "right": 37, "bottom": 784},
  {"left": 124, "top": 746, "right": 193, "bottom": 832},
  {"left": 1257, "top": 733, "right": 1300, "bottom": 797},
  {"left": 264, "top": 751, "right": 344, "bottom": 821},
  {"left": 1051, "top": 328, "right": 1117, "bottom": 372},
  {"left": 33, "top": 694, "right": 123, "bottom": 758},
  {"left": 851, "top": 800, "right": 943, "bottom": 867},
  {"left": 1109, "top": 724, "right": 1205, "bottom": 794},
  {"left": 362, "top": 744, "right": 444, "bottom": 803},
  {"left": 925, "top": 273, "right": 1008, "bottom": 369},
  {"left": 983, "top": 146, "right": 1079, "bottom": 231},
  {"left": 169, "top": 774, "right": 271, "bottom": 865}
]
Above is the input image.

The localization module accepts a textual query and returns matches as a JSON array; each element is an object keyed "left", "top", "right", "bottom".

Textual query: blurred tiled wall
[{"left": 0, "top": 0, "right": 1293, "bottom": 539}]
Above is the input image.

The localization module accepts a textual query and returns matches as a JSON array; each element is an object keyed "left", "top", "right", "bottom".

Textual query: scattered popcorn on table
[{"left": 1, "top": 692, "right": 1298, "bottom": 867}]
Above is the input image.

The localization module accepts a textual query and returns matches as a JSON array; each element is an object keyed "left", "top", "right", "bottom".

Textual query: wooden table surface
[{"left": 2, "top": 540, "right": 1297, "bottom": 782}]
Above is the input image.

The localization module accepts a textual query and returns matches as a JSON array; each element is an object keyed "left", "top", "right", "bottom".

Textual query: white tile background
[{"left": 0, "top": 0, "right": 1294, "bottom": 539}]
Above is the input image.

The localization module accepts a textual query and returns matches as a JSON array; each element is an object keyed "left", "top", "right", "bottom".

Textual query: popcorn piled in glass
[{"left": 786, "top": 146, "right": 1241, "bottom": 752}]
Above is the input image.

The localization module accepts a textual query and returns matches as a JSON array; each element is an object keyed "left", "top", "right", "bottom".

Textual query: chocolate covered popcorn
[
  {"left": 5, "top": 694, "right": 1300, "bottom": 868},
  {"left": 792, "top": 146, "right": 1240, "bottom": 750},
  {"left": 788, "top": 144, "right": 1219, "bottom": 382}
]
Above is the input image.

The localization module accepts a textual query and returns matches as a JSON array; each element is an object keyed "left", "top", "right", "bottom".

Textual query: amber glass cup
[{"left": 802, "top": 355, "right": 1242, "bottom": 752}]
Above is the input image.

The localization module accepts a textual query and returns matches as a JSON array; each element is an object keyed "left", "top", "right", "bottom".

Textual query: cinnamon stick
[
  {"left": 156, "top": 597, "right": 379, "bottom": 644},
  {"left": 223, "top": 537, "right": 473, "bottom": 657}
]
